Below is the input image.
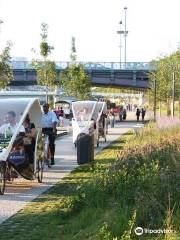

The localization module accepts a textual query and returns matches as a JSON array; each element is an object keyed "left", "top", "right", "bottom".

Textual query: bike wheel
[{"left": 0, "top": 162, "right": 6, "bottom": 195}]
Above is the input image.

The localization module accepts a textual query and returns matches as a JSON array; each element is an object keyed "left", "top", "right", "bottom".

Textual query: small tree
[
  {"left": 60, "top": 37, "right": 91, "bottom": 100},
  {"left": 0, "top": 41, "right": 13, "bottom": 89},
  {"left": 32, "top": 23, "right": 57, "bottom": 102},
  {"left": 149, "top": 49, "right": 180, "bottom": 117}
]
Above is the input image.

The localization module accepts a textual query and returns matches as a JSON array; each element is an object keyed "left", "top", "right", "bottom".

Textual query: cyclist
[{"left": 42, "top": 103, "right": 58, "bottom": 166}]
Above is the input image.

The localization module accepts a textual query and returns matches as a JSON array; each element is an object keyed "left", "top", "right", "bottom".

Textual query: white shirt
[{"left": 42, "top": 111, "right": 58, "bottom": 128}]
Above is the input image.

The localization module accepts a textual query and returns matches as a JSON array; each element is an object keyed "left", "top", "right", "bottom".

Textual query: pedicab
[
  {"left": 93, "top": 102, "right": 107, "bottom": 146},
  {"left": 0, "top": 98, "right": 45, "bottom": 195},
  {"left": 71, "top": 100, "right": 99, "bottom": 147}
]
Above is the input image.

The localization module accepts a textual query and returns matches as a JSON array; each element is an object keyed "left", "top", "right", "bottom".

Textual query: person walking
[
  {"left": 136, "top": 108, "right": 141, "bottom": 122},
  {"left": 123, "top": 108, "right": 127, "bottom": 120},
  {"left": 141, "top": 107, "right": 146, "bottom": 122},
  {"left": 119, "top": 107, "right": 123, "bottom": 122},
  {"left": 42, "top": 103, "right": 58, "bottom": 166}
]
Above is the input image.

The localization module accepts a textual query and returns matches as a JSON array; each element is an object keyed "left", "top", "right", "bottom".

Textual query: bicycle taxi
[
  {"left": 72, "top": 100, "right": 99, "bottom": 147},
  {"left": 0, "top": 98, "right": 45, "bottom": 195}
]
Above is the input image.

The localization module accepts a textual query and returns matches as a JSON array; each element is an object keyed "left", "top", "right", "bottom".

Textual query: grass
[
  {"left": 0, "top": 134, "right": 132, "bottom": 240},
  {"left": 0, "top": 124, "right": 180, "bottom": 240}
]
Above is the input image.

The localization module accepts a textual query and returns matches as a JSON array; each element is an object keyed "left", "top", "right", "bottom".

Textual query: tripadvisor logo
[
  {"left": 134, "top": 227, "right": 143, "bottom": 236},
  {"left": 134, "top": 227, "right": 176, "bottom": 236}
]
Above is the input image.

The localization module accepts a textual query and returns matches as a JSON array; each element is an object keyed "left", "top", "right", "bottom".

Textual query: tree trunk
[
  {"left": 179, "top": 100, "right": 180, "bottom": 118},
  {"left": 167, "top": 99, "right": 171, "bottom": 116},
  {"left": 171, "top": 72, "right": 175, "bottom": 117},
  {"left": 159, "top": 101, "right": 161, "bottom": 117},
  {"left": 171, "top": 100, "right": 175, "bottom": 117},
  {"left": 46, "top": 85, "right": 48, "bottom": 103},
  {"left": 153, "top": 78, "right": 157, "bottom": 121}
]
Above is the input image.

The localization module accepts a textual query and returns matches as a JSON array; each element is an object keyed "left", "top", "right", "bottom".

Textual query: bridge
[{"left": 9, "top": 61, "right": 155, "bottom": 89}]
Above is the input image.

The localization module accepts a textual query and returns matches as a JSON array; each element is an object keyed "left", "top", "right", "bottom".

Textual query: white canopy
[
  {"left": 72, "top": 101, "right": 97, "bottom": 144},
  {"left": 92, "top": 102, "right": 107, "bottom": 122},
  {"left": 72, "top": 101, "right": 97, "bottom": 122}
]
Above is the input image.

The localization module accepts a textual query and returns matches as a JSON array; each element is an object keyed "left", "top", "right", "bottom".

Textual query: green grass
[
  {"left": 0, "top": 125, "right": 180, "bottom": 240},
  {"left": 0, "top": 134, "right": 132, "bottom": 240}
]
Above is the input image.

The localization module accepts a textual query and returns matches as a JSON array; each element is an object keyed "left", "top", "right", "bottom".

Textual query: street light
[
  {"left": 117, "top": 21, "right": 123, "bottom": 69},
  {"left": 124, "top": 7, "right": 128, "bottom": 68}
]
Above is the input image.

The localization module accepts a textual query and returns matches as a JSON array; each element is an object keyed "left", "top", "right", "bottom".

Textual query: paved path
[{"left": 0, "top": 122, "right": 143, "bottom": 224}]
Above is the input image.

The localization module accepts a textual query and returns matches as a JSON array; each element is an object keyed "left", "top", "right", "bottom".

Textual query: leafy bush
[{"left": 76, "top": 123, "right": 180, "bottom": 239}]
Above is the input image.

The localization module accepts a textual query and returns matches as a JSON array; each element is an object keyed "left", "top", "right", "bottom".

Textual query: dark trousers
[{"left": 42, "top": 128, "right": 56, "bottom": 160}]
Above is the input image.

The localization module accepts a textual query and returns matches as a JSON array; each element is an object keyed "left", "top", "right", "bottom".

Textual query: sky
[{"left": 0, "top": 0, "right": 180, "bottom": 63}]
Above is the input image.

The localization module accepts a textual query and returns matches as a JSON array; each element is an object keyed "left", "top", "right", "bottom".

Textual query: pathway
[{"left": 0, "top": 121, "right": 143, "bottom": 224}]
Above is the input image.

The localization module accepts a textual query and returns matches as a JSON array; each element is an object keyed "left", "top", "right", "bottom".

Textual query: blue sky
[{"left": 0, "top": 0, "right": 179, "bottom": 62}]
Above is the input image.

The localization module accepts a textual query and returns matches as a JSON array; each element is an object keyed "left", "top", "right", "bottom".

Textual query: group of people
[
  {"left": 107, "top": 108, "right": 127, "bottom": 128},
  {"left": 136, "top": 107, "right": 146, "bottom": 122},
  {"left": 0, "top": 103, "right": 58, "bottom": 168},
  {"left": 119, "top": 108, "right": 127, "bottom": 122},
  {"left": 105, "top": 106, "right": 146, "bottom": 127}
]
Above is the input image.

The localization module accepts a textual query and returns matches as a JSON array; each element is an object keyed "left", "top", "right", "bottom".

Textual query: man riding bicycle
[{"left": 42, "top": 103, "right": 58, "bottom": 166}]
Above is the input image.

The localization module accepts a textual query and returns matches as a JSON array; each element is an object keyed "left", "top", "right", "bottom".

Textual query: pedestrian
[
  {"left": 123, "top": 108, "right": 127, "bottom": 120},
  {"left": 42, "top": 103, "right": 58, "bottom": 166},
  {"left": 59, "top": 107, "right": 64, "bottom": 127},
  {"left": 136, "top": 108, "right": 140, "bottom": 122},
  {"left": 109, "top": 109, "right": 115, "bottom": 128},
  {"left": 141, "top": 107, "right": 146, "bottom": 122},
  {"left": 119, "top": 107, "right": 123, "bottom": 122}
]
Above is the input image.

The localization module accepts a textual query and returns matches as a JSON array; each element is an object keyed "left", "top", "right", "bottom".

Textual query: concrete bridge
[{"left": 9, "top": 61, "right": 154, "bottom": 89}]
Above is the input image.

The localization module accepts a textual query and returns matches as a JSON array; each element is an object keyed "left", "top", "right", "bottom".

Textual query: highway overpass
[{"left": 9, "top": 61, "right": 154, "bottom": 89}]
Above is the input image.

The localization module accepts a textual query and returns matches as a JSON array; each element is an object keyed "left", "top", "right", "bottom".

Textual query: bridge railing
[{"left": 9, "top": 61, "right": 156, "bottom": 71}]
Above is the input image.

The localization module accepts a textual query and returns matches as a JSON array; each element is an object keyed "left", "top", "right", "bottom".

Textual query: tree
[
  {"left": 60, "top": 37, "right": 91, "bottom": 100},
  {"left": 32, "top": 23, "right": 57, "bottom": 102},
  {"left": 149, "top": 49, "right": 180, "bottom": 116},
  {"left": 0, "top": 41, "right": 13, "bottom": 89}
]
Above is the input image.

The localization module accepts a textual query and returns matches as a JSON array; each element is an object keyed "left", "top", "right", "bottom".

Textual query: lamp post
[
  {"left": 117, "top": 21, "right": 123, "bottom": 69},
  {"left": 124, "top": 7, "right": 128, "bottom": 68}
]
